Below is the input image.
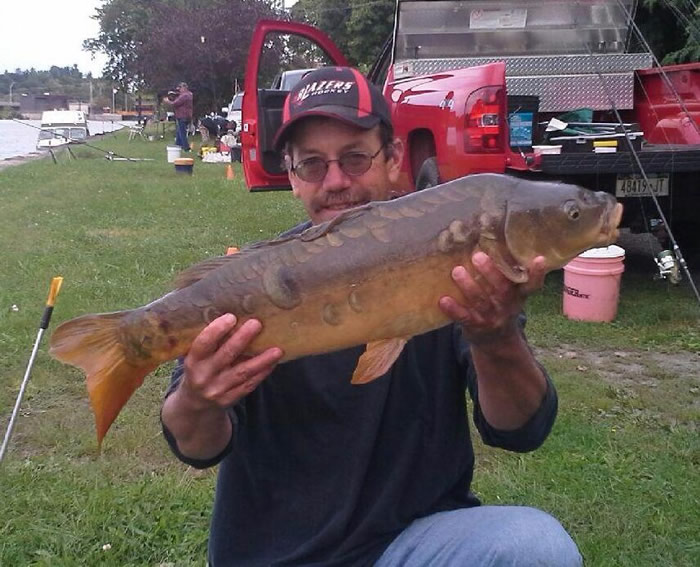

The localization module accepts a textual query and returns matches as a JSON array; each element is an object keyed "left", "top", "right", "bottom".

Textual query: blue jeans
[
  {"left": 375, "top": 506, "right": 583, "bottom": 566},
  {"left": 175, "top": 118, "right": 190, "bottom": 151}
]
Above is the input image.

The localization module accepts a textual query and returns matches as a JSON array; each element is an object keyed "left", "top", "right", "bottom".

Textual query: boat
[{"left": 36, "top": 110, "right": 90, "bottom": 149}]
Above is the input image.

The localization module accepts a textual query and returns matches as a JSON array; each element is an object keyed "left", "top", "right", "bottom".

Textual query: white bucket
[{"left": 166, "top": 145, "right": 181, "bottom": 163}]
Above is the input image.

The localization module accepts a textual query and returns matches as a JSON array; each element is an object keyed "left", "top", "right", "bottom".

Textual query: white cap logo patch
[{"left": 295, "top": 80, "right": 355, "bottom": 103}]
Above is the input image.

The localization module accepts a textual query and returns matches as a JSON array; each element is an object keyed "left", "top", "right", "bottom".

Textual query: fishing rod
[
  {"left": 10, "top": 118, "right": 147, "bottom": 162},
  {"left": 617, "top": 0, "right": 700, "bottom": 297},
  {"left": 616, "top": 0, "right": 700, "bottom": 139},
  {"left": 0, "top": 277, "right": 63, "bottom": 464},
  {"left": 579, "top": 34, "right": 700, "bottom": 304}
]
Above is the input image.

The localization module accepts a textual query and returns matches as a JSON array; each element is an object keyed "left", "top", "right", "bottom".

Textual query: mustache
[{"left": 312, "top": 191, "right": 368, "bottom": 211}]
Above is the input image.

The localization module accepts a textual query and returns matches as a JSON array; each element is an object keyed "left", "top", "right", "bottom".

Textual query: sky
[
  {"left": 0, "top": 1, "right": 107, "bottom": 76},
  {"left": 0, "top": 0, "right": 298, "bottom": 77}
]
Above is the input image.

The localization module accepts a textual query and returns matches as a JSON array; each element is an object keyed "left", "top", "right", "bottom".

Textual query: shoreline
[
  {"left": 0, "top": 151, "right": 49, "bottom": 172},
  {"left": 0, "top": 118, "right": 133, "bottom": 171}
]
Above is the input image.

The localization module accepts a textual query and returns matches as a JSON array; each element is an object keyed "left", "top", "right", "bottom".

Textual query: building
[
  {"left": 20, "top": 94, "right": 70, "bottom": 119},
  {"left": 68, "top": 101, "right": 91, "bottom": 114}
]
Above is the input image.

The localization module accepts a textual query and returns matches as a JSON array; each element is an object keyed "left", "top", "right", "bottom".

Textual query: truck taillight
[{"left": 464, "top": 86, "right": 504, "bottom": 153}]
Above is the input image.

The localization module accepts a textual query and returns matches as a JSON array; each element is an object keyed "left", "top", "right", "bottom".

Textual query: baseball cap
[{"left": 274, "top": 66, "right": 391, "bottom": 150}]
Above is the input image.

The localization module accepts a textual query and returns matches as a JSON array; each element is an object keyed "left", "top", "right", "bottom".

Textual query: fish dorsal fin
[
  {"left": 173, "top": 210, "right": 373, "bottom": 290},
  {"left": 173, "top": 255, "right": 240, "bottom": 289},
  {"left": 299, "top": 205, "right": 372, "bottom": 242},
  {"left": 172, "top": 230, "right": 308, "bottom": 290},
  {"left": 351, "top": 337, "right": 408, "bottom": 384}
]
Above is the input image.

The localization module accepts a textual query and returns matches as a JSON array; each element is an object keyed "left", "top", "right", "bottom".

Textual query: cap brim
[{"left": 273, "top": 105, "right": 382, "bottom": 151}]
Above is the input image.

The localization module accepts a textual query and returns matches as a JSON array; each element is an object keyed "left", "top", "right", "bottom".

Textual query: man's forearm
[
  {"left": 161, "top": 386, "right": 233, "bottom": 460},
  {"left": 470, "top": 329, "right": 547, "bottom": 431}
]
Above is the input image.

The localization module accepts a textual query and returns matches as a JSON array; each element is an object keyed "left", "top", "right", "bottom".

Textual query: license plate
[{"left": 615, "top": 174, "right": 670, "bottom": 197}]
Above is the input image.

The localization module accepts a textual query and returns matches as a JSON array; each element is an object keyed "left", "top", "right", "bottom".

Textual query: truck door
[{"left": 242, "top": 20, "right": 349, "bottom": 191}]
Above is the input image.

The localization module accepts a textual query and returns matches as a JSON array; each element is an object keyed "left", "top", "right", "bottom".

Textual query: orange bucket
[{"left": 174, "top": 157, "right": 194, "bottom": 175}]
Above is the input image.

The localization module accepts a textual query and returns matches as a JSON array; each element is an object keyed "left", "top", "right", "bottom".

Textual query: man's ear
[{"left": 387, "top": 137, "right": 404, "bottom": 183}]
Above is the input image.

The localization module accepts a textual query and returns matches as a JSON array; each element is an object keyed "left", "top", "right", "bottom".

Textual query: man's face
[{"left": 286, "top": 117, "right": 403, "bottom": 225}]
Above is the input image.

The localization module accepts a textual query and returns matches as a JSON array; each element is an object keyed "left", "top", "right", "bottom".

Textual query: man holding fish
[{"left": 160, "top": 68, "right": 584, "bottom": 566}]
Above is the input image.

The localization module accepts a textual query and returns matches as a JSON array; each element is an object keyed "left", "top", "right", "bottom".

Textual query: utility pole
[{"left": 9, "top": 81, "right": 15, "bottom": 103}]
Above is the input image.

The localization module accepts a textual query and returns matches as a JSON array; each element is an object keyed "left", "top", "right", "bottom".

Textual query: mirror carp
[{"left": 50, "top": 173, "right": 623, "bottom": 444}]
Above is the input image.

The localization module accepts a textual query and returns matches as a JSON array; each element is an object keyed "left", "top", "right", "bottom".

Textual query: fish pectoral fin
[
  {"left": 478, "top": 236, "right": 529, "bottom": 284},
  {"left": 351, "top": 338, "right": 408, "bottom": 384}
]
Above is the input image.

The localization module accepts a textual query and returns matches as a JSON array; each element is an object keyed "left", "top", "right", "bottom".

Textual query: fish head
[{"left": 503, "top": 180, "right": 623, "bottom": 272}]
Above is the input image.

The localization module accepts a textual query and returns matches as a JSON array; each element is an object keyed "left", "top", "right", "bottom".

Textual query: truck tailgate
[{"left": 539, "top": 145, "right": 700, "bottom": 175}]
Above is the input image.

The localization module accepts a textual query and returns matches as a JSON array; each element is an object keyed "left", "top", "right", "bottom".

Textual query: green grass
[{"left": 1, "top": 130, "right": 698, "bottom": 565}]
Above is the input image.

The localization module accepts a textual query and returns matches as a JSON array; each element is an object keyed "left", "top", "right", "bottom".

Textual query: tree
[
  {"left": 289, "top": 0, "right": 394, "bottom": 69},
  {"left": 83, "top": 0, "right": 155, "bottom": 91},
  {"left": 345, "top": 0, "right": 395, "bottom": 70},
  {"left": 140, "top": 1, "right": 279, "bottom": 114},
  {"left": 0, "top": 67, "right": 107, "bottom": 102},
  {"left": 637, "top": 0, "right": 700, "bottom": 63},
  {"left": 85, "top": 0, "right": 280, "bottom": 115},
  {"left": 289, "top": 0, "right": 351, "bottom": 56}
]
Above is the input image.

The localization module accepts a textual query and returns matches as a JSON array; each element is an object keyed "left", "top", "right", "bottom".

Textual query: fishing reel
[
  {"left": 649, "top": 219, "right": 681, "bottom": 284},
  {"left": 654, "top": 249, "right": 681, "bottom": 285}
]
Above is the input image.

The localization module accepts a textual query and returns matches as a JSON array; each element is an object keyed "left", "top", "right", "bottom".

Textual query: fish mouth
[{"left": 597, "top": 202, "right": 624, "bottom": 246}]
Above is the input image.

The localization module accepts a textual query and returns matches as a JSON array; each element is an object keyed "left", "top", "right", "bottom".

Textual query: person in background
[
  {"left": 162, "top": 81, "right": 193, "bottom": 152},
  {"left": 161, "top": 66, "right": 583, "bottom": 566}
]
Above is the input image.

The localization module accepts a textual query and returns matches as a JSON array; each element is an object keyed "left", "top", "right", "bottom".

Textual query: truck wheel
[{"left": 415, "top": 157, "right": 440, "bottom": 191}]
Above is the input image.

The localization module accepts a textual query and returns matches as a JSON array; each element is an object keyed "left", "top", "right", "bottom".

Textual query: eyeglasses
[{"left": 290, "top": 145, "right": 386, "bottom": 183}]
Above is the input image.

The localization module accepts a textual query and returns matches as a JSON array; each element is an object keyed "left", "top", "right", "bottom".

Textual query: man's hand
[
  {"left": 438, "top": 251, "right": 548, "bottom": 430},
  {"left": 162, "top": 314, "right": 283, "bottom": 460},
  {"left": 178, "top": 313, "right": 283, "bottom": 411},
  {"left": 438, "top": 251, "right": 546, "bottom": 344}
]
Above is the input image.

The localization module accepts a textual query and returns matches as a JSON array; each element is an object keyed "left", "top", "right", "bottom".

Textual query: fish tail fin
[{"left": 49, "top": 312, "right": 158, "bottom": 445}]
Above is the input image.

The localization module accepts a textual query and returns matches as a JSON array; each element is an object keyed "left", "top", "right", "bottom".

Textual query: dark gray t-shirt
[
  {"left": 163, "top": 324, "right": 557, "bottom": 567},
  {"left": 162, "top": 221, "right": 558, "bottom": 566}
]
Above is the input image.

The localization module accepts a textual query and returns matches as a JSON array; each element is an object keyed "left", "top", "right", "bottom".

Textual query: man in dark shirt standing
[
  {"left": 163, "top": 81, "right": 193, "bottom": 152},
  {"left": 161, "top": 67, "right": 582, "bottom": 566}
]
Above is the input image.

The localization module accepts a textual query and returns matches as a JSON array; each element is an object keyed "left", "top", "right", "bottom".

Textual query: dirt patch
[
  {"left": 537, "top": 345, "right": 700, "bottom": 389},
  {"left": 536, "top": 345, "right": 700, "bottom": 430}
]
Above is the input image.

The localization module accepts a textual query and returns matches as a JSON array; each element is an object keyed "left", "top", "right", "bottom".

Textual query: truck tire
[{"left": 415, "top": 157, "right": 440, "bottom": 191}]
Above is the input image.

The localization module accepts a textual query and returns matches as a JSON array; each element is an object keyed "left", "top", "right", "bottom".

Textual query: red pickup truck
[{"left": 240, "top": 1, "right": 700, "bottom": 255}]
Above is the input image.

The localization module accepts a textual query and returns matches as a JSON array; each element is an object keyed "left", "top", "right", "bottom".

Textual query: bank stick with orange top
[{"left": 0, "top": 277, "right": 63, "bottom": 463}]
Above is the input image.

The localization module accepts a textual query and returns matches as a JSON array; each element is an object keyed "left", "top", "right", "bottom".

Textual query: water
[{"left": 0, "top": 120, "right": 130, "bottom": 161}]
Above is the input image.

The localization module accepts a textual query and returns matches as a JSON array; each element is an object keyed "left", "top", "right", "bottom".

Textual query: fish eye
[{"left": 564, "top": 201, "right": 581, "bottom": 221}]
